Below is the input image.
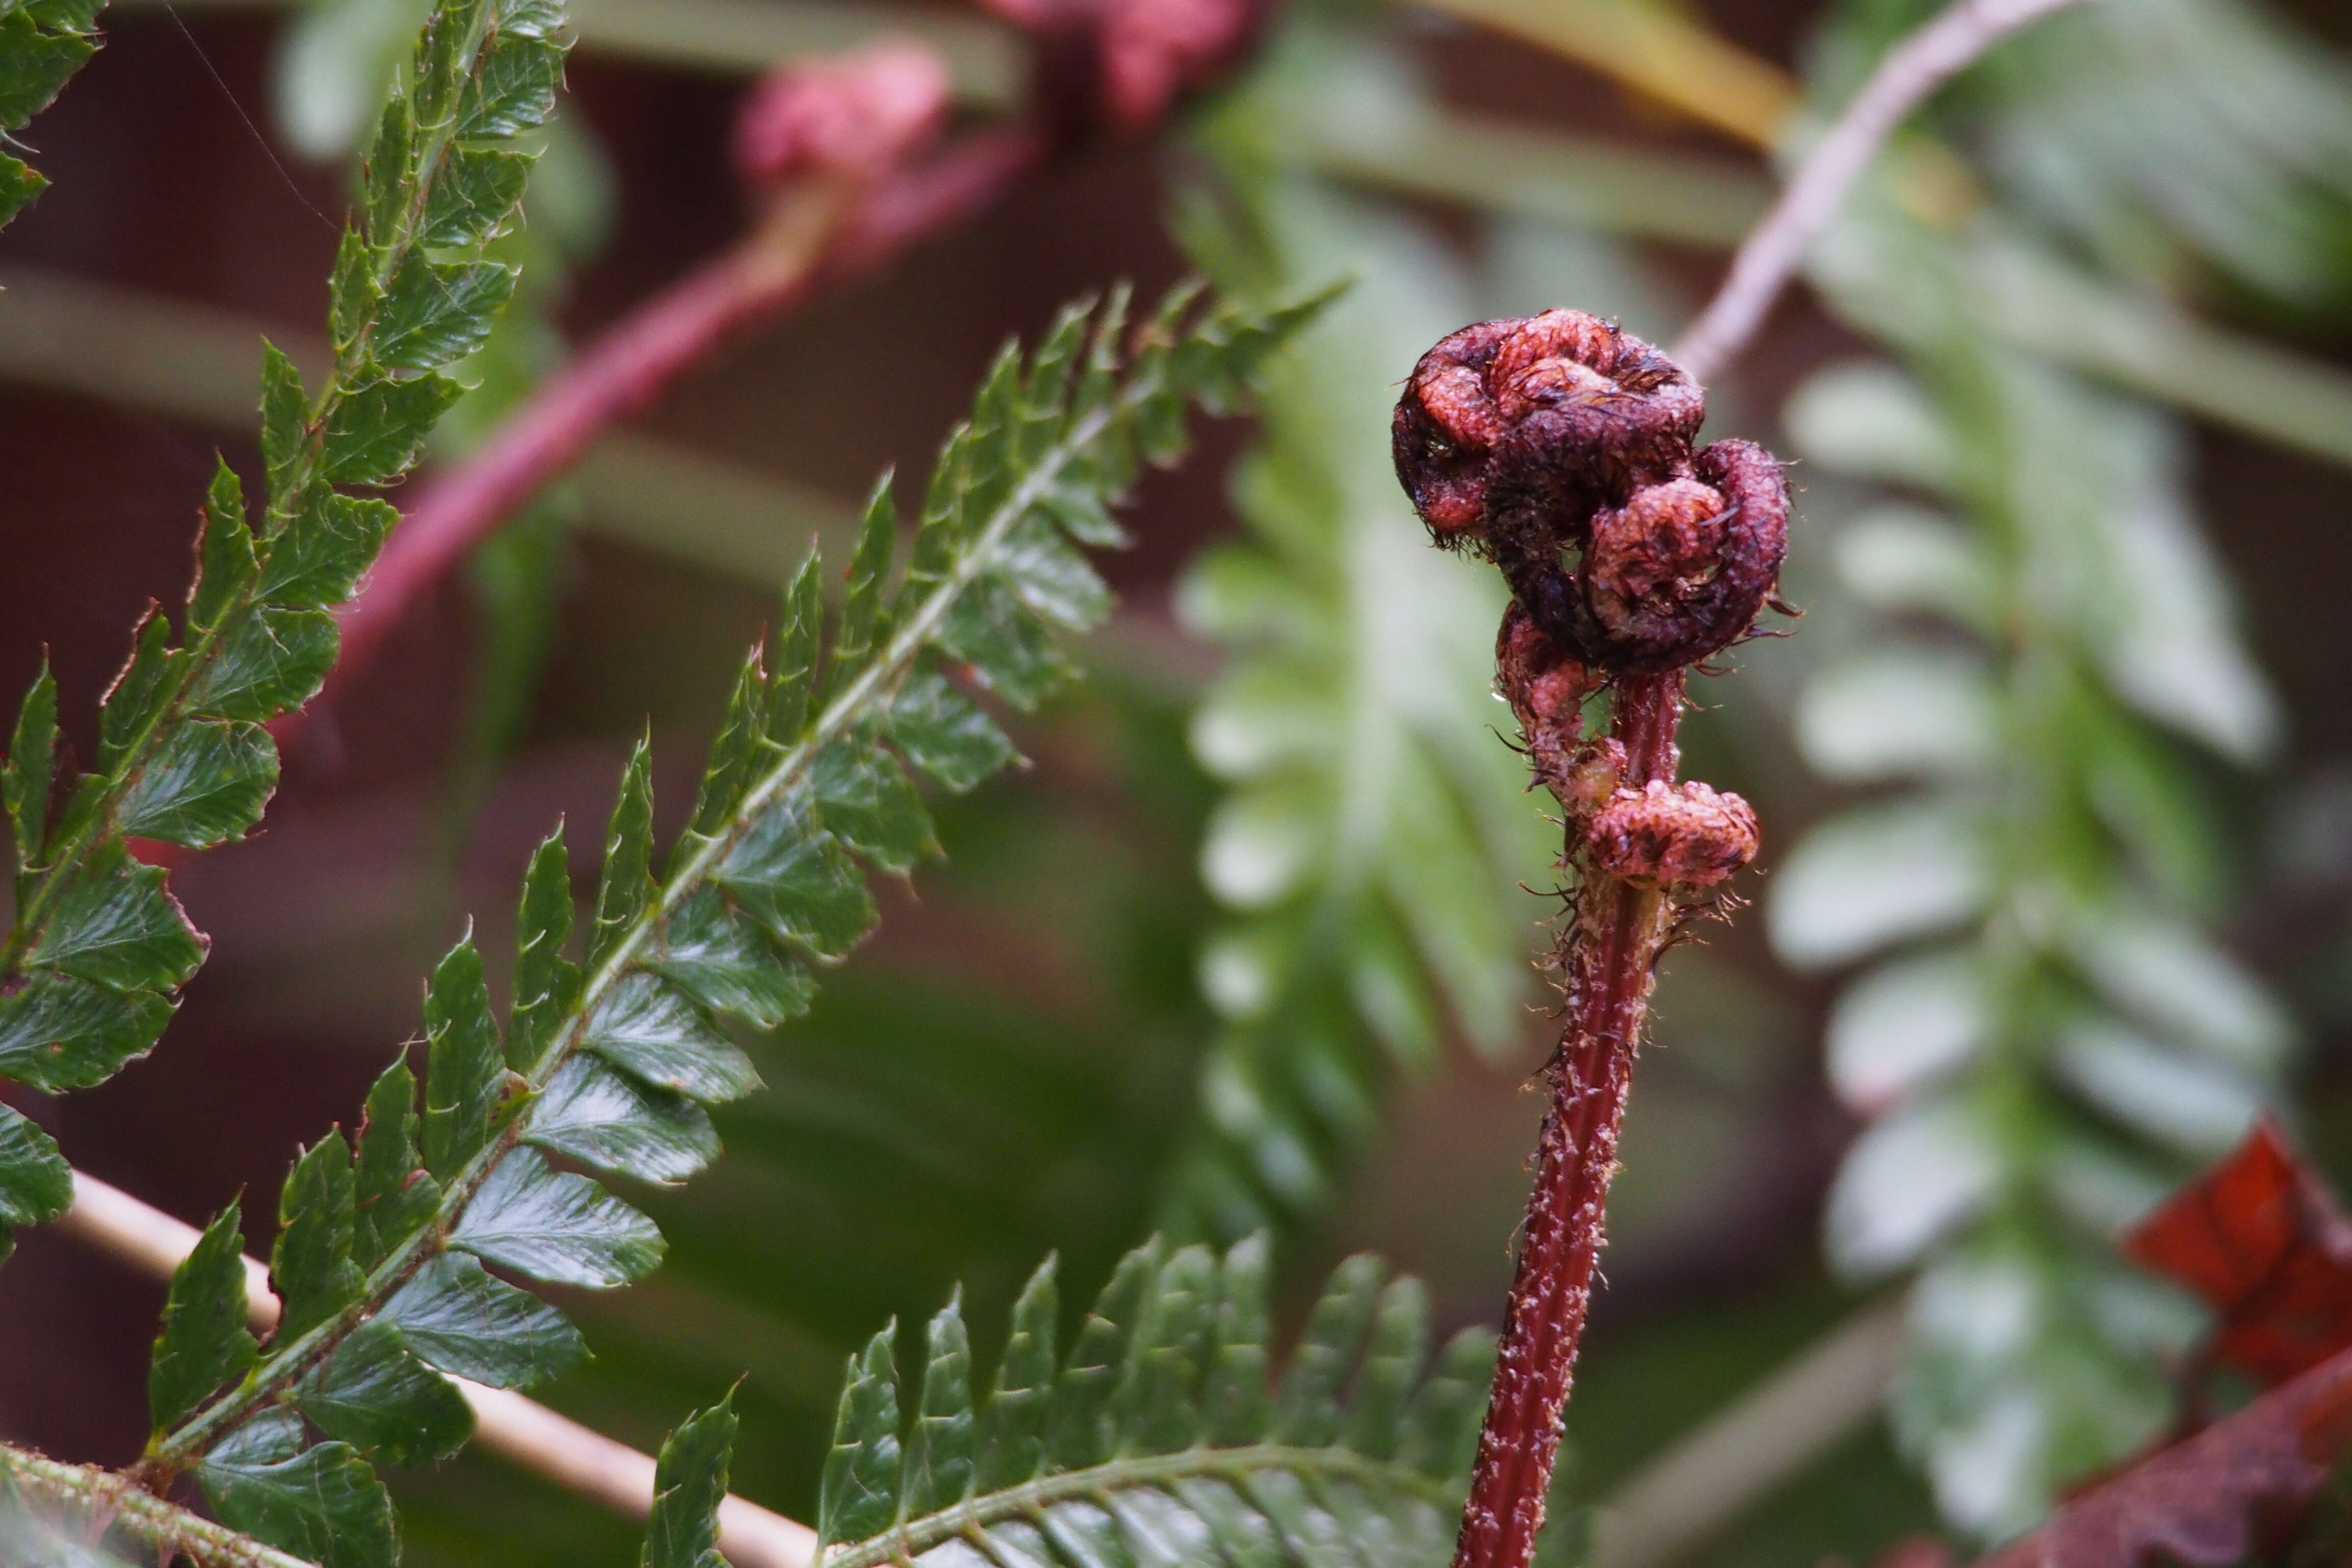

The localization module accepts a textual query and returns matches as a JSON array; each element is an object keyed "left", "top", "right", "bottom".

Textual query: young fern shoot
[
  {"left": 112, "top": 282, "right": 1322, "bottom": 1568},
  {"left": 1392, "top": 311, "right": 1791, "bottom": 1568},
  {"left": 0, "top": 0, "right": 569, "bottom": 1257}
]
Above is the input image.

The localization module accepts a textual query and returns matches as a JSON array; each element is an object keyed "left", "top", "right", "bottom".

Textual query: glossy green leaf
[
  {"left": 938, "top": 577, "right": 1071, "bottom": 711},
  {"left": 353, "top": 1056, "right": 439, "bottom": 1271},
  {"left": 528, "top": 1053, "right": 722, "bottom": 1186},
  {"left": 115, "top": 718, "right": 277, "bottom": 848},
  {"left": 272, "top": 1132, "right": 363, "bottom": 1344},
  {"left": 96, "top": 610, "right": 176, "bottom": 770},
  {"left": 24, "top": 841, "right": 205, "bottom": 992},
  {"left": 811, "top": 1244, "right": 1473, "bottom": 1567},
  {"left": 901, "top": 1294, "right": 977, "bottom": 1519},
  {"left": 149, "top": 1202, "right": 260, "bottom": 1434},
  {"left": 0, "top": 9, "right": 93, "bottom": 126},
  {"left": 257, "top": 343, "right": 308, "bottom": 499},
  {"left": 374, "top": 254, "right": 518, "bottom": 369},
  {"left": 812, "top": 741, "right": 937, "bottom": 875},
  {"left": 187, "top": 604, "right": 338, "bottom": 720},
  {"left": 189, "top": 458, "right": 258, "bottom": 633},
  {"left": 322, "top": 373, "right": 462, "bottom": 485},
  {"left": 258, "top": 491, "right": 400, "bottom": 610},
  {"left": 509, "top": 827, "right": 580, "bottom": 1068},
  {"left": 888, "top": 669, "right": 1017, "bottom": 794},
  {"left": 715, "top": 798, "right": 877, "bottom": 962},
  {"left": 654, "top": 886, "right": 813, "bottom": 1032},
  {"left": 820, "top": 1325, "right": 903, "bottom": 1551},
  {"left": 974, "top": 1254, "right": 1058, "bottom": 1493},
  {"left": 1273, "top": 1253, "right": 1385, "bottom": 1446},
  {"left": 766, "top": 554, "right": 823, "bottom": 744},
  {"left": 591, "top": 739, "right": 655, "bottom": 968},
  {"left": 452, "top": 1146, "right": 664, "bottom": 1288},
  {"left": 1115, "top": 1242, "right": 1215, "bottom": 1456},
  {"left": 3, "top": 658, "right": 57, "bottom": 865},
  {"left": 1200, "top": 1233, "right": 1271, "bottom": 1446},
  {"left": 997, "top": 512, "right": 1112, "bottom": 633},
  {"left": 0, "top": 1104, "right": 69, "bottom": 1243},
  {"left": 689, "top": 646, "right": 777, "bottom": 837},
  {"left": 1346, "top": 1278, "right": 1431, "bottom": 1460},
  {"left": 1396, "top": 1328, "right": 1498, "bottom": 1481},
  {"left": 581, "top": 970, "right": 762, "bottom": 1104},
  {"left": 0, "top": 968, "right": 174, "bottom": 1090},
  {"left": 134, "top": 282, "right": 1325, "bottom": 1491},
  {"left": 644, "top": 1394, "right": 738, "bottom": 1568},
  {"left": 384, "top": 1248, "right": 586, "bottom": 1390},
  {"left": 454, "top": 9, "right": 563, "bottom": 139},
  {"left": 1046, "top": 1239, "right": 1163, "bottom": 1470},
  {"left": 825, "top": 476, "right": 900, "bottom": 703},
  {"left": 197, "top": 1407, "right": 397, "bottom": 1568},
  {"left": 423, "top": 934, "right": 506, "bottom": 1180},
  {"left": 0, "top": 153, "right": 45, "bottom": 229},
  {"left": 421, "top": 146, "right": 531, "bottom": 248},
  {"left": 297, "top": 1316, "right": 474, "bottom": 1464}
]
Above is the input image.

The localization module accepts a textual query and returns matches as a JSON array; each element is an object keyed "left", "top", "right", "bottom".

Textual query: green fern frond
[
  {"left": 0, "top": 0, "right": 568, "bottom": 1260},
  {"left": 816, "top": 1239, "right": 1491, "bottom": 1568},
  {"left": 131, "top": 281, "right": 1329, "bottom": 1568},
  {"left": 1777, "top": 162, "right": 2295, "bottom": 1536},
  {"left": 0, "top": 0, "right": 106, "bottom": 230},
  {"left": 1156, "top": 57, "right": 1562, "bottom": 1238}
]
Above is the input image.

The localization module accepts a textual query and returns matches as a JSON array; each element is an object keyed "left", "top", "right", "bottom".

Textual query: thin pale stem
[
  {"left": 1671, "top": 0, "right": 2093, "bottom": 383},
  {"left": 1451, "top": 672, "right": 1682, "bottom": 1568},
  {"left": 313, "top": 126, "right": 1045, "bottom": 717}
]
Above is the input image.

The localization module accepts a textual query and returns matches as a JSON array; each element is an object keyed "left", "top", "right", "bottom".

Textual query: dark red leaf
[
  {"left": 2125, "top": 1119, "right": 2352, "bottom": 1386},
  {"left": 1976, "top": 1345, "right": 2352, "bottom": 1568}
]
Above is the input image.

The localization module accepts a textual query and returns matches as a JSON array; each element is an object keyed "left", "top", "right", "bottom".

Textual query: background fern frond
[
  {"left": 815, "top": 1239, "right": 1492, "bottom": 1568},
  {"left": 0, "top": 0, "right": 570, "bottom": 1257},
  {"left": 129, "top": 280, "right": 1328, "bottom": 1568}
]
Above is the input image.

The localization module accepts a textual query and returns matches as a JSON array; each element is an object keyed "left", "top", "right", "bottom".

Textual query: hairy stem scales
[
  {"left": 1455, "top": 672, "right": 1680, "bottom": 1568},
  {"left": 1394, "top": 312, "right": 1784, "bottom": 1568}
]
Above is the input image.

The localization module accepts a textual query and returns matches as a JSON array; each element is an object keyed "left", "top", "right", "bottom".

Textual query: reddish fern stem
[
  {"left": 318, "top": 126, "right": 1047, "bottom": 708},
  {"left": 1452, "top": 670, "right": 1683, "bottom": 1568}
]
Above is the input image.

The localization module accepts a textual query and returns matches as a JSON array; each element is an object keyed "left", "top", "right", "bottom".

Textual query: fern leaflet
[
  {"left": 815, "top": 1238, "right": 1490, "bottom": 1568},
  {"left": 128, "top": 281, "right": 1328, "bottom": 1568},
  {"left": 0, "top": 0, "right": 567, "bottom": 1257}
]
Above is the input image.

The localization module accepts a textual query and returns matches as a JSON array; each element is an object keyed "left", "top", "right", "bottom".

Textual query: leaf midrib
[
  {"left": 155, "top": 353, "right": 1150, "bottom": 1467},
  {"left": 824, "top": 1441, "right": 1457, "bottom": 1568},
  {"left": 0, "top": 0, "right": 503, "bottom": 978}
]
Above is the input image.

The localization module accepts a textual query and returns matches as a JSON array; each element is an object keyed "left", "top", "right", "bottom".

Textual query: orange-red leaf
[
  {"left": 1976, "top": 1345, "right": 2352, "bottom": 1568},
  {"left": 2124, "top": 1119, "right": 2352, "bottom": 1386}
]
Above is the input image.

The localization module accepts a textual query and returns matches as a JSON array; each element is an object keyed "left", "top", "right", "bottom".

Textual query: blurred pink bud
[
  {"left": 1096, "top": 0, "right": 1259, "bottom": 133},
  {"left": 974, "top": 0, "right": 1264, "bottom": 137},
  {"left": 734, "top": 40, "right": 953, "bottom": 188}
]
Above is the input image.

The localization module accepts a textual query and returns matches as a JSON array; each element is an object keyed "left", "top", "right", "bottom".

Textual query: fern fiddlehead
[
  {"left": 0, "top": 0, "right": 567, "bottom": 1255},
  {"left": 1393, "top": 309, "right": 1789, "bottom": 1568},
  {"left": 125, "top": 281, "right": 1327, "bottom": 1568}
]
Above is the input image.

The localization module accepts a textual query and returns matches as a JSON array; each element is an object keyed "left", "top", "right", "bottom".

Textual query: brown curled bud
[
  {"left": 734, "top": 40, "right": 952, "bottom": 190},
  {"left": 1392, "top": 310, "right": 1787, "bottom": 679},
  {"left": 1585, "top": 779, "right": 1759, "bottom": 891}
]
